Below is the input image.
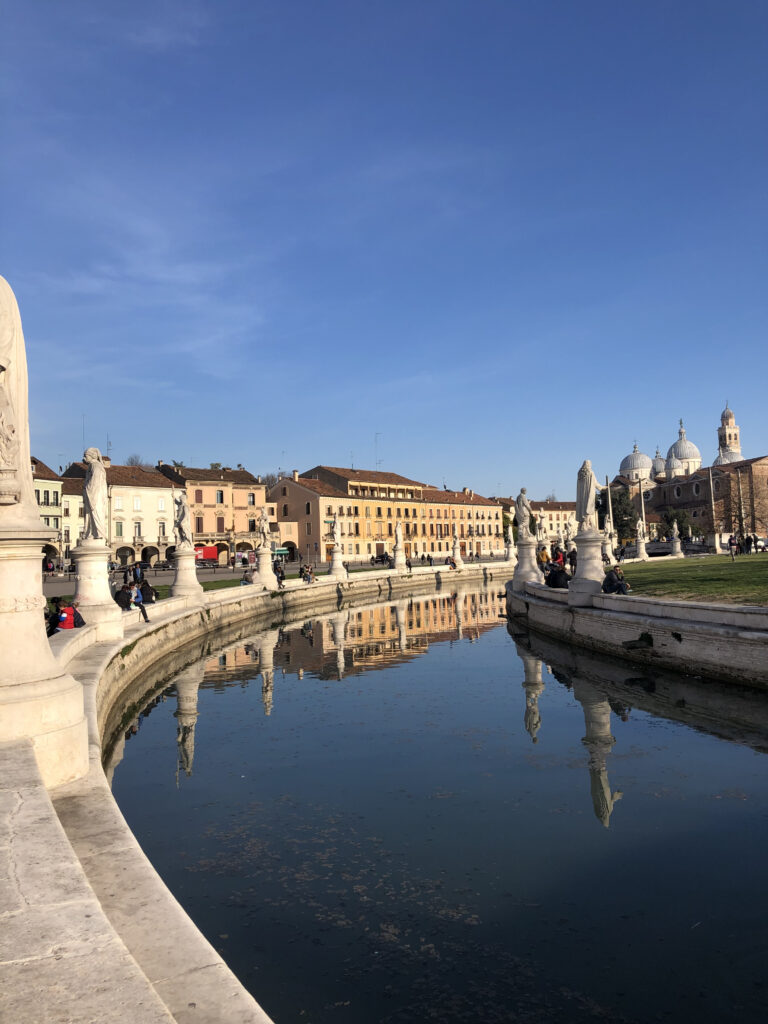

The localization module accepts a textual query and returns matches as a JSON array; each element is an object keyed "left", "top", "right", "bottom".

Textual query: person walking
[{"left": 567, "top": 548, "right": 577, "bottom": 575}]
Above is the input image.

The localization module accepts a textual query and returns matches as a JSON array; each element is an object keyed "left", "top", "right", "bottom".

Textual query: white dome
[
  {"left": 651, "top": 447, "right": 666, "bottom": 476},
  {"left": 666, "top": 455, "right": 684, "bottom": 477},
  {"left": 666, "top": 421, "right": 701, "bottom": 462},
  {"left": 713, "top": 446, "right": 740, "bottom": 466},
  {"left": 721, "top": 402, "right": 735, "bottom": 426},
  {"left": 620, "top": 444, "right": 653, "bottom": 475}
]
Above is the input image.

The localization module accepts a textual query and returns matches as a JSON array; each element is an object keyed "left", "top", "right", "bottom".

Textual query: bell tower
[{"left": 717, "top": 402, "right": 741, "bottom": 457}]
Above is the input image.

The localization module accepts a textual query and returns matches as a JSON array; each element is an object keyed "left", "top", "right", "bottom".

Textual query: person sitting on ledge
[
  {"left": 602, "top": 566, "right": 630, "bottom": 595},
  {"left": 545, "top": 564, "right": 570, "bottom": 589}
]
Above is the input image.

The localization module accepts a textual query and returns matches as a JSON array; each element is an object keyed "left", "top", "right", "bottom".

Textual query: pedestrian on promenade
[{"left": 131, "top": 584, "right": 150, "bottom": 623}]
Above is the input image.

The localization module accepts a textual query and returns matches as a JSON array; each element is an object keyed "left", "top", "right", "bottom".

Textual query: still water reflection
[{"left": 110, "top": 585, "right": 768, "bottom": 1023}]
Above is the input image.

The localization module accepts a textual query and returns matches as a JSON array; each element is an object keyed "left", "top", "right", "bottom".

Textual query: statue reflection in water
[{"left": 574, "top": 679, "right": 623, "bottom": 828}]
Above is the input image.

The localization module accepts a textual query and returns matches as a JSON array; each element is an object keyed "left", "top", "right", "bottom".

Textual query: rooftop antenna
[
  {"left": 374, "top": 432, "right": 382, "bottom": 471},
  {"left": 350, "top": 451, "right": 354, "bottom": 469},
  {"left": 106, "top": 433, "right": 113, "bottom": 461},
  {"left": 82, "top": 414, "right": 86, "bottom": 449}
]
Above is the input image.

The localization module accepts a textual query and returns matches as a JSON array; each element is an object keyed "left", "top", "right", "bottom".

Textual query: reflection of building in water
[
  {"left": 573, "top": 680, "right": 623, "bottom": 828},
  {"left": 174, "top": 662, "right": 204, "bottom": 778},
  {"left": 516, "top": 648, "right": 545, "bottom": 743},
  {"left": 200, "top": 589, "right": 504, "bottom": 688}
]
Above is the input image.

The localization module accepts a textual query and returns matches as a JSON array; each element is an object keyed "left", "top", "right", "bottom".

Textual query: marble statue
[
  {"left": 515, "top": 488, "right": 533, "bottom": 540},
  {"left": 635, "top": 517, "right": 645, "bottom": 541},
  {"left": 671, "top": 519, "right": 679, "bottom": 538},
  {"left": 173, "top": 489, "right": 193, "bottom": 548},
  {"left": 329, "top": 511, "right": 340, "bottom": 546},
  {"left": 576, "top": 460, "right": 602, "bottom": 531},
  {"left": 564, "top": 521, "right": 572, "bottom": 545},
  {"left": 0, "top": 277, "right": 35, "bottom": 511},
  {"left": 258, "top": 506, "right": 271, "bottom": 548},
  {"left": 505, "top": 522, "right": 514, "bottom": 547},
  {"left": 395, "top": 520, "right": 403, "bottom": 547},
  {"left": 82, "top": 447, "right": 108, "bottom": 540},
  {"left": 603, "top": 517, "right": 613, "bottom": 540}
]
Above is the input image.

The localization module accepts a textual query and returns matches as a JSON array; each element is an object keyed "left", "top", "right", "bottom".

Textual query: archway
[
  {"left": 283, "top": 541, "right": 297, "bottom": 561},
  {"left": 42, "top": 543, "right": 58, "bottom": 573},
  {"left": 116, "top": 546, "right": 135, "bottom": 566},
  {"left": 141, "top": 546, "right": 160, "bottom": 566},
  {"left": 216, "top": 543, "right": 229, "bottom": 566}
]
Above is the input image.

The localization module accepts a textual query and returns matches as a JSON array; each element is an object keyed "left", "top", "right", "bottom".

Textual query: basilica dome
[
  {"left": 651, "top": 447, "right": 666, "bottom": 478},
  {"left": 619, "top": 444, "right": 653, "bottom": 481},
  {"left": 721, "top": 402, "right": 735, "bottom": 426},
  {"left": 665, "top": 455, "right": 684, "bottom": 478},
  {"left": 713, "top": 446, "right": 741, "bottom": 466},
  {"left": 666, "top": 421, "right": 701, "bottom": 475}
]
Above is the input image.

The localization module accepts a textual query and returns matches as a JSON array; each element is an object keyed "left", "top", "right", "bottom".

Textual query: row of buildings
[{"left": 31, "top": 459, "right": 507, "bottom": 566}]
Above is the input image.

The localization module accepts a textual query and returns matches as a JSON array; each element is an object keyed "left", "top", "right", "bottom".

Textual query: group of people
[
  {"left": 537, "top": 544, "right": 577, "bottom": 589},
  {"left": 728, "top": 533, "right": 762, "bottom": 559},
  {"left": 45, "top": 597, "right": 85, "bottom": 637},
  {"left": 113, "top": 579, "right": 155, "bottom": 622}
]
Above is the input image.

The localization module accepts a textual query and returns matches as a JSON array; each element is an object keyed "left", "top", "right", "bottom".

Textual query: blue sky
[{"left": 2, "top": 0, "right": 765, "bottom": 498}]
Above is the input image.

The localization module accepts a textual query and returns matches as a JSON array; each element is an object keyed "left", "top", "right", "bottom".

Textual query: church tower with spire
[{"left": 717, "top": 402, "right": 741, "bottom": 457}]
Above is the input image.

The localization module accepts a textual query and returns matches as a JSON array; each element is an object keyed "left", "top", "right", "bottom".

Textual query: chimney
[
  {"left": 293, "top": 469, "right": 299, "bottom": 482},
  {"left": 463, "top": 487, "right": 469, "bottom": 495},
  {"left": 103, "top": 457, "right": 111, "bottom": 468},
  {"left": 257, "top": 475, "right": 262, "bottom": 484},
  {"left": 157, "top": 459, "right": 164, "bottom": 467}
]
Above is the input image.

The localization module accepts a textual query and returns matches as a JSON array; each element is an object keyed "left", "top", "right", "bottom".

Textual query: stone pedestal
[
  {"left": 601, "top": 535, "right": 612, "bottom": 560},
  {"left": 519, "top": 651, "right": 545, "bottom": 744},
  {"left": 329, "top": 542, "right": 346, "bottom": 579},
  {"left": 392, "top": 540, "right": 406, "bottom": 573},
  {"left": 670, "top": 535, "right": 684, "bottom": 558},
  {"left": 512, "top": 536, "right": 540, "bottom": 592},
  {"left": 174, "top": 662, "right": 203, "bottom": 778},
  {"left": 568, "top": 528, "right": 604, "bottom": 607},
  {"left": 451, "top": 535, "right": 464, "bottom": 569},
  {"left": 256, "top": 545, "right": 278, "bottom": 589},
  {"left": 635, "top": 536, "right": 648, "bottom": 560},
  {"left": 707, "top": 532, "right": 721, "bottom": 553},
  {"left": 72, "top": 539, "right": 123, "bottom": 640},
  {"left": 505, "top": 540, "right": 517, "bottom": 567},
  {"left": 171, "top": 546, "right": 204, "bottom": 600},
  {"left": 0, "top": 528, "right": 88, "bottom": 787}
]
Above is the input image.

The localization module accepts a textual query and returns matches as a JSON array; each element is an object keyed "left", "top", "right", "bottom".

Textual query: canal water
[{"left": 109, "top": 585, "right": 768, "bottom": 1023}]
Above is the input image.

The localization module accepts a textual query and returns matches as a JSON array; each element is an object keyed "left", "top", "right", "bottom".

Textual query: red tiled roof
[
  {"left": 64, "top": 463, "right": 172, "bottom": 489},
  {"left": 158, "top": 465, "right": 260, "bottom": 485},
  {"left": 303, "top": 465, "right": 427, "bottom": 488},
  {"left": 421, "top": 487, "right": 500, "bottom": 507},
  {"left": 31, "top": 457, "right": 60, "bottom": 481},
  {"left": 290, "top": 478, "right": 349, "bottom": 499}
]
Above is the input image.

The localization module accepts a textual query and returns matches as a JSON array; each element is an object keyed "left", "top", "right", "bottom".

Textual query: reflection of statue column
[
  {"left": 393, "top": 600, "right": 408, "bottom": 651},
  {"left": 331, "top": 609, "right": 349, "bottom": 675},
  {"left": 518, "top": 648, "right": 545, "bottom": 743},
  {"left": 174, "top": 662, "right": 204, "bottom": 778},
  {"left": 573, "top": 679, "right": 623, "bottom": 828},
  {"left": 452, "top": 585, "right": 467, "bottom": 640},
  {"left": 256, "top": 628, "right": 280, "bottom": 714},
  {"left": 0, "top": 277, "right": 88, "bottom": 786}
]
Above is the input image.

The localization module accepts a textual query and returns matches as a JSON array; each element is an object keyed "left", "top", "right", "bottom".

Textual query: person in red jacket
[{"left": 58, "top": 602, "right": 85, "bottom": 629}]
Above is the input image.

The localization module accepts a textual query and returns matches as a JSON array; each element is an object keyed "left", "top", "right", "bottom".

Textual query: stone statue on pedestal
[
  {"left": 515, "top": 488, "right": 533, "bottom": 540},
  {"left": 635, "top": 517, "right": 645, "bottom": 541},
  {"left": 82, "top": 447, "right": 108, "bottom": 540},
  {"left": 395, "top": 520, "right": 403, "bottom": 547},
  {"left": 0, "top": 277, "right": 36, "bottom": 514},
  {"left": 576, "top": 460, "right": 602, "bottom": 532},
  {"left": 258, "top": 506, "right": 271, "bottom": 549},
  {"left": 671, "top": 519, "right": 679, "bottom": 538},
  {"left": 173, "top": 489, "right": 193, "bottom": 548}
]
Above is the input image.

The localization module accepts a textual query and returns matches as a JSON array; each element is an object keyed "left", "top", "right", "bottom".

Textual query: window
[
  {"left": 43, "top": 490, "right": 50, "bottom": 505},
  {"left": 326, "top": 506, "right": 332, "bottom": 516},
  {"left": 306, "top": 522, "right": 312, "bottom": 535},
  {"left": 354, "top": 506, "right": 359, "bottom": 516},
  {"left": 64, "top": 528, "right": 70, "bottom": 543},
  {"left": 134, "top": 522, "right": 142, "bottom": 538},
  {"left": 114, "top": 496, "right": 123, "bottom": 510},
  {"left": 52, "top": 493, "right": 59, "bottom": 506},
  {"left": 115, "top": 521, "right": 123, "bottom": 538},
  {"left": 674, "top": 486, "right": 682, "bottom": 499},
  {"left": 63, "top": 502, "right": 69, "bottom": 516},
  {"left": 43, "top": 517, "right": 50, "bottom": 526},
  {"left": 693, "top": 483, "right": 701, "bottom": 496},
  {"left": 133, "top": 497, "right": 141, "bottom": 511},
  {"left": 305, "top": 502, "right": 311, "bottom": 515},
  {"left": 249, "top": 519, "right": 256, "bottom": 532},
  {"left": 158, "top": 497, "right": 166, "bottom": 511},
  {"left": 216, "top": 490, "right": 224, "bottom": 504},
  {"left": 388, "top": 523, "right": 393, "bottom": 536},
  {"left": 248, "top": 492, "right": 255, "bottom": 505},
  {"left": 34, "top": 489, "right": 40, "bottom": 504},
  {"left": 158, "top": 522, "right": 166, "bottom": 537},
  {"left": 195, "top": 516, "right": 203, "bottom": 532},
  {"left": 365, "top": 507, "right": 370, "bottom": 517},
  {"left": 52, "top": 517, "right": 59, "bottom": 528},
  {"left": 376, "top": 507, "right": 382, "bottom": 518},
  {"left": 195, "top": 489, "right": 203, "bottom": 503},
  {"left": 216, "top": 516, "right": 225, "bottom": 532},
  {"left": 387, "top": 508, "right": 392, "bottom": 517},
  {"left": 78, "top": 504, "right": 84, "bottom": 518},
  {"left": 282, "top": 487, "right": 287, "bottom": 496},
  {"left": 282, "top": 504, "right": 288, "bottom": 517},
  {"left": 354, "top": 523, "right": 360, "bottom": 536}
]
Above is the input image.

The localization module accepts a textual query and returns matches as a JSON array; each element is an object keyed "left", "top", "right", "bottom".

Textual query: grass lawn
[{"left": 620, "top": 555, "right": 768, "bottom": 606}]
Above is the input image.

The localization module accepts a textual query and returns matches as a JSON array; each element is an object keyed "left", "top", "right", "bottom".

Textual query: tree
[
  {"left": 597, "top": 487, "right": 637, "bottom": 540},
  {"left": 171, "top": 459, "right": 185, "bottom": 468},
  {"left": 262, "top": 472, "right": 278, "bottom": 489},
  {"left": 125, "top": 453, "right": 151, "bottom": 469},
  {"left": 209, "top": 462, "right": 222, "bottom": 470},
  {"left": 545, "top": 491, "right": 557, "bottom": 502},
  {"left": 663, "top": 508, "right": 693, "bottom": 539}
]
